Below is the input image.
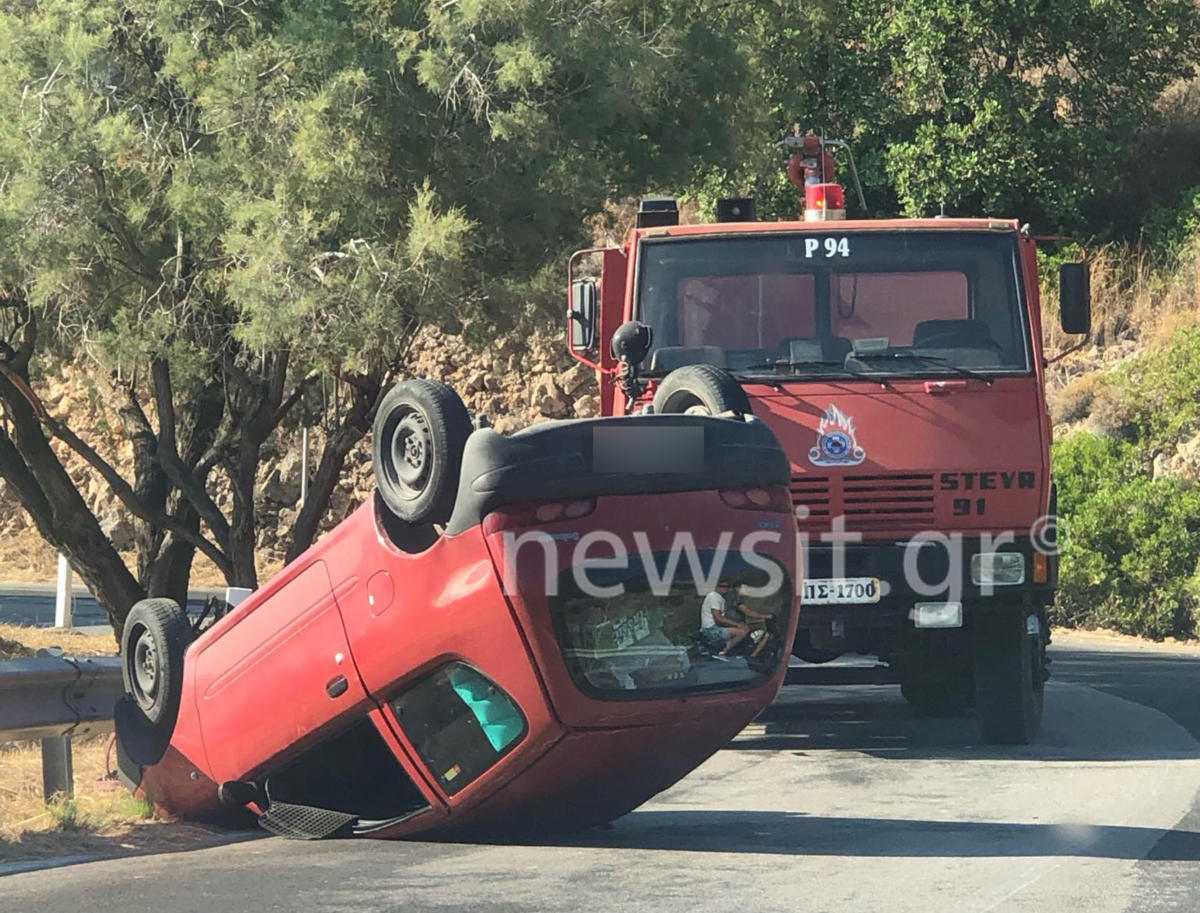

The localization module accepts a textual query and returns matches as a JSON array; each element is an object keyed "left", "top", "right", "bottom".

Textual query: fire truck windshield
[{"left": 636, "top": 231, "right": 1030, "bottom": 379}]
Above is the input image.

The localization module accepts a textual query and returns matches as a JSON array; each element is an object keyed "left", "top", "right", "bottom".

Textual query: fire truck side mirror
[
  {"left": 570, "top": 279, "right": 598, "bottom": 350},
  {"left": 1059, "top": 262, "right": 1091, "bottom": 335}
]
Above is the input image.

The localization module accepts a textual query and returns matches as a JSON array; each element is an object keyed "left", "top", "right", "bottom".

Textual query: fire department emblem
[{"left": 809, "top": 405, "right": 866, "bottom": 467}]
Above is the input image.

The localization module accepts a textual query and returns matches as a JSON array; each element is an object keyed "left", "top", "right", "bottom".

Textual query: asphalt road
[{"left": 3, "top": 632, "right": 1199, "bottom": 912}]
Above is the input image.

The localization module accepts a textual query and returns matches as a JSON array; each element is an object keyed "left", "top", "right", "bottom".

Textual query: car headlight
[{"left": 971, "top": 552, "right": 1025, "bottom": 586}]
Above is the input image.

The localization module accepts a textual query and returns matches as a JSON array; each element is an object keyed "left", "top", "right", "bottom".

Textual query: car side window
[{"left": 389, "top": 664, "right": 526, "bottom": 796}]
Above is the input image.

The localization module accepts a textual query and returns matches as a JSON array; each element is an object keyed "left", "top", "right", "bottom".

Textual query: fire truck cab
[{"left": 567, "top": 135, "right": 1090, "bottom": 744}]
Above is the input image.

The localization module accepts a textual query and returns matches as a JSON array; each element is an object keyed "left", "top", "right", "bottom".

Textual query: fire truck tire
[
  {"left": 973, "top": 609, "right": 1045, "bottom": 744},
  {"left": 120, "top": 598, "right": 190, "bottom": 730},
  {"left": 652, "top": 365, "right": 752, "bottom": 417},
  {"left": 373, "top": 379, "right": 472, "bottom": 525}
]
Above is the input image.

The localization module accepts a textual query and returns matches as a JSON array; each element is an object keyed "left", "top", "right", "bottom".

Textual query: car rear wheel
[
  {"left": 652, "top": 364, "right": 751, "bottom": 417},
  {"left": 120, "top": 598, "right": 190, "bottom": 730},
  {"left": 373, "top": 379, "right": 472, "bottom": 525},
  {"left": 974, "top": 608, "right": 1045, "bottom": 744}
]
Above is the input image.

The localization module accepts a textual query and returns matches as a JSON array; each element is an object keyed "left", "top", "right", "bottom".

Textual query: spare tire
[
  {"left": 652, "top": 364, "right": 751, "bottom": 417},
  {"left": 373, "top": 379, "right": 472, "bottom": 525},
  {"left": 121, "top": 598, "right": 190, "bottom": 730}
]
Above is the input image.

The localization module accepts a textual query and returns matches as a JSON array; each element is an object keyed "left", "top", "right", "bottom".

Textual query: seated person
[
  {"left": 728, "top": 584, "right": 776, "bottom": 659},
  {"left": 699, "top": 579, "right": 750, "bottom": 659}
]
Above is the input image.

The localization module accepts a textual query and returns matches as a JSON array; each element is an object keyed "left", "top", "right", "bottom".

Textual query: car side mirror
[
  {"left": 610, "top": 320, "right": 653, "bottom": 367},
  {"left": 569, "top": 279, "right": 598, "bottom": 351},
  {"left": 1059, "top": 262, "right": 1090, "bottom": 335}
]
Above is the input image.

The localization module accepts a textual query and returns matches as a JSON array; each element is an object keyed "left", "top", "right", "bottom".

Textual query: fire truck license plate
[{"left": 802, "top": 578, "right": 881, "bottom": 605}]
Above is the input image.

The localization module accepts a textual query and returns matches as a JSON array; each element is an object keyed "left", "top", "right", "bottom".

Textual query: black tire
[
  {"left": 973, "top": 609, "right": 1045, "bottom": 744},
  {"left": 790, "top": 629, "right": 842, "bottom": 664},
  {"left": 372, "top": 379, "right": 472, "bottom": 525},
  {"left": 652, "top": 364, "right": 751, "bottom": 417},
  {"left": 120, "top": 598, "right": 190, "bottom": 730}
]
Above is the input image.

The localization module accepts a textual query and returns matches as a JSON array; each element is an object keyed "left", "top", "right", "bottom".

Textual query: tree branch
[
  {"left": 89, "top": 166, "right": 162, "bottom": 283},
  {"left": 0, "top": 365, "right": 235, "bottom": 580},
  {"left": 152, "top": 357, "right": 232, "bottom": 549}
]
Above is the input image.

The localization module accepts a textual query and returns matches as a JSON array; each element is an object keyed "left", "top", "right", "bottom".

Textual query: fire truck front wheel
[
  {"left": 973, "top": 608, "right": 1046, "bottom": 744},
  {"left": 373, "top": 379, "right": 472, "bottom": 525},
  {"left": 652, "top": 365, "right": 751, "bottom": 417}
]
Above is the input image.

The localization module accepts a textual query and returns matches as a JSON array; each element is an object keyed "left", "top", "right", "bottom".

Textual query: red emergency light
[{"left": 805, "top": 183, "right": 846, "bottom": 222}]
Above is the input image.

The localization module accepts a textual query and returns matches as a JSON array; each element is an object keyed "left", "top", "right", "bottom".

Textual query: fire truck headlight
[{"left": 971, "top": 553, "right": 1026, "bottom": 586}]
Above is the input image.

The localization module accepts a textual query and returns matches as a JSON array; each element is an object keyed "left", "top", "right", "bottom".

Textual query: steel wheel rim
[
  {"left": 129, "top": 626, "right": 160, "bottom": 710},
  {"left": 388, "top": 408, "right": 432, "bottom": 499}
]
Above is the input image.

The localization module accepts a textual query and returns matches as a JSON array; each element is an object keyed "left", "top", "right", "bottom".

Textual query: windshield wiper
[
  {"left": 733, "top": 359, "right": 847, "bottom": 373},
  {"left": 851, "top": 352, "right": 994, "bottom": 385}
]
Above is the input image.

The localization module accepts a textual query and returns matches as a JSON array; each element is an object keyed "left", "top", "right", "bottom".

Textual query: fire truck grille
[
  {"left": 790, "top": 475, "right": 831, "bottom": 523},
  {"left": 790, "top": 473, "right": 936, "bottom": 527},
  {"left": 842, "top": 474, "right": 936, "bottom": 520}
]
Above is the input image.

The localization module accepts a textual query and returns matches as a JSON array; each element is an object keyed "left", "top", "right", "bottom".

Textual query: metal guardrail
[
  {"left": 0, "top": 655, "right": 123, "bottom": 741},
  {"left": 0, "top": 654, "right": 124, "bottom": 799}
]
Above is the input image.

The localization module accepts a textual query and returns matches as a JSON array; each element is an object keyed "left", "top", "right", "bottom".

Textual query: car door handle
[{"left": 326, "top": 675, "right": 349, "bottom": 699}]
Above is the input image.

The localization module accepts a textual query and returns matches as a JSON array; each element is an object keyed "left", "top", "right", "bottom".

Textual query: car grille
[{"left": 791, "top": 473, "right": 936, "bottom": 529}]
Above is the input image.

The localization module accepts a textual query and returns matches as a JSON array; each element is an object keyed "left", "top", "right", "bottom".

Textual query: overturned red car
[{"left": 114, "top": 379, "right": 799, "bottom": 839}]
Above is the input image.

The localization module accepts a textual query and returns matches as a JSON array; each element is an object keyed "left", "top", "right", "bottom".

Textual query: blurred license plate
[{"left": 803, "top": 577, "right": 880, "bottom": 605}]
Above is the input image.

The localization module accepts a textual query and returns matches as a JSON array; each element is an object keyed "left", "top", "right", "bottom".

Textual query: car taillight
[
  {"left": 483, "top": 498, "right": 597, "bottom": 534},
  {"left": 719, "top": 486, "right": 791, "bottom": 512}
]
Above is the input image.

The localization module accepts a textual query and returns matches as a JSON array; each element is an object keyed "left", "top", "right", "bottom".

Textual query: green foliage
[
  {"left": 686, "top": 0, "right": 1200, "bottom": 237},
  {"left": 1053, "top": 433, "right": 1200, "bottom": 640},
  {"left": 1096, "top": 325, "right": 1200, "bottom": 448},
  {"left": 1143, "top": 186, "right": 1200, "bottom": 258},
  {"left": 0, "top": 0, "right": 753, "bottom": 381}
]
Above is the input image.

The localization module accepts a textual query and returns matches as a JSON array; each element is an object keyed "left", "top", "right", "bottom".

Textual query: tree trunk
[
  {"left": 0, "top": 377, "right": 145, "bottom": 631},
  {"left": 147, "top": 498, "right": 203, "bottom": 609},
  {"left": 285, "top": 386, "right": 377, "bottom": 563},
  {"left": 228, "top": 431, "right": 261, "bottom": 589}
]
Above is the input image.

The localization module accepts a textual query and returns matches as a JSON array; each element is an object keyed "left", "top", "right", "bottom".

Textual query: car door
[{"left": 190, "top": 559, "right": 369, "bottom": 783}]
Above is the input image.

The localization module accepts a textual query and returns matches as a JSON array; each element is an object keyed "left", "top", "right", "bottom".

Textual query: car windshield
[
  {"left": 549, "top": 551, "right": 792, "bottom": 699},
  {"left": 636, "top": 231, "right": 1030, "bottom": 379}
]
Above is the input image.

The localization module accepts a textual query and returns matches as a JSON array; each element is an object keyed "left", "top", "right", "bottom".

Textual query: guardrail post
[
  {"left": 301, "top": 426, "right": 309, "bottom": 507},
  {"left": 54, "top": 553, "right": 73, "bottom": 629},
  {"left": 41, "top": 734, "right": 74, "bottom": 800}
]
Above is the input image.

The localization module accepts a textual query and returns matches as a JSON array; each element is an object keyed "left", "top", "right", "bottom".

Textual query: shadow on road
[
  {"left": 730, "top": 682, "right": 1200, "bottom": 762},
  {"left": 518, "top": 810, "right": 1200, "bottom": 861}
]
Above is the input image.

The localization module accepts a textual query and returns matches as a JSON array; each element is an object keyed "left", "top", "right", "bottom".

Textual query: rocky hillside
[{"left": 0, "top": 324, "right": 598, "bottom": 585}]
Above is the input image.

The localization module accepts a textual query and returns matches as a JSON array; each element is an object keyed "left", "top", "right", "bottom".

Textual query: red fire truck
[{"left": 567, "top": 134, "right": 1090, "bottom": 744}]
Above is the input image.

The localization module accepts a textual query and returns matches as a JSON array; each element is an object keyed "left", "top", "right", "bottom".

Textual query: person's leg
[
  {"left": 718, "top": 624, "right": 750, "bottom": 655},
  {"left": 750, "top": 631, "right": 772, "bottom": 658}
]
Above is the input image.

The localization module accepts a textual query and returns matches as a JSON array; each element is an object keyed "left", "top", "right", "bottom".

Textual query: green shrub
[
  {"left": 1100, "top": 325, "right": 1200, "bottom": 449},
  {"left": 1052, "top": 433, "right": 1200, "bottom": 639}
]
